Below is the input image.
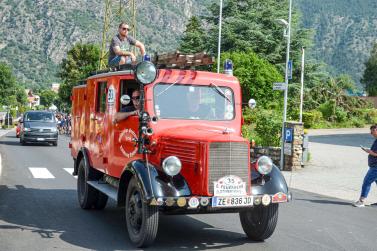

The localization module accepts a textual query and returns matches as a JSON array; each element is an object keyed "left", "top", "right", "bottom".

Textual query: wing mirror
[
  {"left": 120, "top": 95, "right": 131, "bottom": 105},
  {"left": 248, "top": 99, "right": 256, "bottom": 109}
]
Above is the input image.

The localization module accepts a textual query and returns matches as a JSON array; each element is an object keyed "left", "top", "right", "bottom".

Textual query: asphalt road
[{"left": 0, "top": 132, "right": 376, "bottom": 251}]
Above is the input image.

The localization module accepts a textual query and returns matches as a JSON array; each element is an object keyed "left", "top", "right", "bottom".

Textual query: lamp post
[
  {"left": 217, "top": 0, "right": 223, "bottom": 73},
  {"left": 277, "top": 0, "right": 292, "bottom": 170},
  {"left": 299, "top": 47, "right": 305, "bottom": 123}
]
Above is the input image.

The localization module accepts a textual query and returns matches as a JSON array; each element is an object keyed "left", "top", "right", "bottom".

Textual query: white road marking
[
  {"left": 63, "top": 168, "right": 77, "bottom": 179},
  {"left": 28, "top": 167, "right": 55, "bottom": 179}
]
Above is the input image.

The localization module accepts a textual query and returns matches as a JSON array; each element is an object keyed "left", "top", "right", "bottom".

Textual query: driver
[{"left": 113, "top": 90, "right": 140, "bottom": 123}]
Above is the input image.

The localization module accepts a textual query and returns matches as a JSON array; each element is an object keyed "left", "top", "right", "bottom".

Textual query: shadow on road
[
  {"left": 0, "top": 140, "right": 54, "bottom": 147},
  {"left": 309, "top": 133, "right": 374, "bottom": 147},
  {"left": 294, "top": 198, "right": 351, "bottom": 206},
  {"left": 0, "top": 185, "right": 250, "bottom": 250}
]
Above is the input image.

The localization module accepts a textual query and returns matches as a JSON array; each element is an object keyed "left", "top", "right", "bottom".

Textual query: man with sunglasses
[
  {"left": 108, "top": 22, "right": 145, "bottom": 67},
  {"left": 113, "top": 90, "right": 141, "bottom": 123}
]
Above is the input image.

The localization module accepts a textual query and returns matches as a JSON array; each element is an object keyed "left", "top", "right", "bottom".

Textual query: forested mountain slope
[{"left": 297, "top": 0, "right": 377, "bottom": 85}]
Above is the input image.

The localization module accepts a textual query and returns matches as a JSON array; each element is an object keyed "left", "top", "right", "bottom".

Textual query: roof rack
[
  {"left": 153, "top": 51, "right": 215, "bottom": 69},
  {"left": 88, "top": 51, "right": 214, "bottom": 77}
]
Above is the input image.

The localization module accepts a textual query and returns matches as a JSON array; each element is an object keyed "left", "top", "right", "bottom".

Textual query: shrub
[
  {"left": 319, "top": 101, "right": 336, "bottom": 121},
  {"left": 302, "top": 110, "right": 323, "bottom": 128},
  {"left": 254, "top": 109, "right": 282, "bottom": 147},
  {"left": 335, "top": 107, "right": 348, "bottom": 123}
]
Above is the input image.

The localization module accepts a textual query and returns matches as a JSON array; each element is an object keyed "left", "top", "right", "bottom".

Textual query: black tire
[
  {"left": 20, "top": 138, "right": 25, "bottom": 145},
  {"left": 52, "top": 141, "right": 58, "bottom": 146},
  {"left": 239, "top": 204, "right": 279, "bottom": 241},
  {"left": 94, "top": 191, "right": 108, "bottom": 210},
  {"left": 125, "top": 177, "right": 159, "bottom": 248},
  {"left": 77, "top": 159, "right": 98, "bottom": 209}
]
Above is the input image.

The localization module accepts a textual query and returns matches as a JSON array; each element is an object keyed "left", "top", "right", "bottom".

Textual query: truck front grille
[{"left": 208, "top": 142, "right": 249, "bottom": 194}]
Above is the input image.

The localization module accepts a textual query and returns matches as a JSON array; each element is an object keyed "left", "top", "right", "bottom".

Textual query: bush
[
  {"left": 302, "top": 110, "right": 323, "bottom": 128},
  {"left": 351, "top": 118, "right": 365, "bottom": 128},
  {"left": 254, "top": 109, "right": 281, "bottom": 147},
  {"left": 319, "top": 101, "right": 336, "bottom": 121},
  {"left": 335, "top": 107, "right": 348, "bottom": 123}
]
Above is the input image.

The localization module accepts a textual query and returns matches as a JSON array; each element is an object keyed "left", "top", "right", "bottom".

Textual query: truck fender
[
  {"left": 251, "top": 164, "right": 289, "bottom": 196},
  {"left": 118, "top": 160, "right": 191, "bottom": 205},
  {"left": 73, "top": 147, "right": 91, "bottom": 176}
]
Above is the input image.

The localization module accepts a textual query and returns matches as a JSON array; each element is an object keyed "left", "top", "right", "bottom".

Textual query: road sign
[
  {"left": 288, "top": 60, "right": 293, "bottom": 80},
  {"left": 284, "top": 142, "right": 292, "bottom": 155},
  {"left": 284, "top": 128, "right": 293, "bottom": 143},
  {"left": 273, "top": 82, "right": 287, "bottom": 91}
]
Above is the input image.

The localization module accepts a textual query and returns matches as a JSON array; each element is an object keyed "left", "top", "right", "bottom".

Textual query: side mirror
[
  {"left": 120, "top": 95, "right": 131, "bottom": 105},
  {"left": 248, "top": 99, "right": 256, "bottom": 109}
]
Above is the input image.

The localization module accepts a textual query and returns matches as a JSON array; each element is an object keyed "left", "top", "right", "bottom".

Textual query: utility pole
[
  {"left": 99, "top": 0, "right": 112, "bottom": 70},
  {"left": 299, "top": 47, "right": 305, "bottom": 123}
]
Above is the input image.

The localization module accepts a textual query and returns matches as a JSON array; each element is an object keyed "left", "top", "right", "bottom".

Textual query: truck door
[
  {"left": 108, "top": 79, "right": 140, "bottom": 177},
  {"left": 90, "top": 81, "right": 107, "bottom": 172}
]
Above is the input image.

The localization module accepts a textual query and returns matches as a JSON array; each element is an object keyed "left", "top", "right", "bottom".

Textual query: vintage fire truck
[{"left": 70, "top": 57, "right": 290, "bottom": 247}]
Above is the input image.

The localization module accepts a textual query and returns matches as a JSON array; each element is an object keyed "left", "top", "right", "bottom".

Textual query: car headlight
[
  {"left": 23, "top": 128, "right": 30, "bottom": 132},
  {"left": 256, "top": 156, "right": 273, "bottom": 175},
  {"left": 162, "top": 156, "right": 182, "bottom": 176},
  {"left": 51, "top": 128, "right": 57, "bottom": 132},
  {"left": 135, "top": 61, "right": 158, "bottom": 85}
]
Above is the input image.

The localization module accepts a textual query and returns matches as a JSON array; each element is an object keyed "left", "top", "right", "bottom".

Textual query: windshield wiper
[
  {"left": 156, "top": 79, "right": 181, "bottom": 97},
  {"left": 209, "top": 83, "right": 231, "bottom": 102}
]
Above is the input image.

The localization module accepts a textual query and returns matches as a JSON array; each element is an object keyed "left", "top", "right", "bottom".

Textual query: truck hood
[{"left": 157, "top": 124, "right": 245, "bottom": 143}]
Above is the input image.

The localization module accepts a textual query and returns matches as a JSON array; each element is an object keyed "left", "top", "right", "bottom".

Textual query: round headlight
[
  {"left": 135, "top": 61, "right": 157, "bottom": 85},
  {"left": 256, "top": 156, "right": 273, "bottom": 175},
  {"left": 162, "top": 156, "right": 182, "bottom": 176}
]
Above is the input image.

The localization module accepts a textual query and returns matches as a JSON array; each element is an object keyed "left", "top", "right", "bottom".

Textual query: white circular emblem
[{"left": 188, "top": 197, "right": 199, "bottom": 208}]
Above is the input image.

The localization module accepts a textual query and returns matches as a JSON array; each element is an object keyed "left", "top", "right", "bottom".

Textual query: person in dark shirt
[
  {"left": 108, "top": 22, "right": 145, "bottom": 67},
  {"left": 113, "top": 90, "right": 140, "bottom": 123},
  {"left": 353, "top": 124, "right": 377, "bottom": 207}
]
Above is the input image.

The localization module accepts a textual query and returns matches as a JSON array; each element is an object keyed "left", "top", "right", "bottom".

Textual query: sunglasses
[
  {"left": 122, "top": 27, "right": 130, "bottom": 31},
  {"left": 132, "top": 96, "right": 140, "bottom": 101}
]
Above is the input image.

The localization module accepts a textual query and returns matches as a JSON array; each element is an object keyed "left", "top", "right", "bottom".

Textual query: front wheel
[
  {"left": 125, "top": 177, "right": 159, "bottom": 248},
  {"left": 239, "top": 204, "right": 279, "bottom": 241}
]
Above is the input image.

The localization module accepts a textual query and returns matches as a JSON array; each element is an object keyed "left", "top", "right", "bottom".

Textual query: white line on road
[
  {"left": 63, "top": 168, "right": 77, "bottom": 179},
  {"left": 28, "top": 167, "right": 55, "bottom": 179}
]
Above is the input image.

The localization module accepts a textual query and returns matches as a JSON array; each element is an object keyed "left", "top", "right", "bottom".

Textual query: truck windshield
[
  {"left": 154, "top": 83, "right": 235, "bottom": 120},
  {"left": 25, "top": 112, "right": 55, "bottom": 122}
]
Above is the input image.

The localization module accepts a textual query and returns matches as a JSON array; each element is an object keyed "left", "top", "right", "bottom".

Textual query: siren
[{"left": 224, "top": 59, "right": 233, "bottom": 75}]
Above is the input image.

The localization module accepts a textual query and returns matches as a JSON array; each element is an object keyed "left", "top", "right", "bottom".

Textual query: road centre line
[{"left": 28, "top": 167, "right": 55, "bottom": 179}]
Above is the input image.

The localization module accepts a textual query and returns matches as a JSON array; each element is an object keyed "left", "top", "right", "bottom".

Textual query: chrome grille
[
  {"left": 161, "top": 141, "right": 198, "bottom": 164},
  {"left": 208, "top": 142, "right": 249, "bottom": 194}
]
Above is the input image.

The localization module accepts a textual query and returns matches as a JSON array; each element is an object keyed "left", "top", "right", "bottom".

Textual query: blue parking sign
[{"left": 285, "top": 128, "right": 293, "bottom": 143}]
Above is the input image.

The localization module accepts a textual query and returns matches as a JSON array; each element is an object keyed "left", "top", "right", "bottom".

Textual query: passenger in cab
[
  {"left": 108, "top": 22, "right": 145, "bottom": 67},
  {"left": 113, "top": 90, "right": 141, "bottom": 123}
]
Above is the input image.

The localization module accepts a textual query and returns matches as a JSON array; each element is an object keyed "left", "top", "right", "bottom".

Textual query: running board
[{"left": 87, "top": 181, "right": 118, "bottom": 202}]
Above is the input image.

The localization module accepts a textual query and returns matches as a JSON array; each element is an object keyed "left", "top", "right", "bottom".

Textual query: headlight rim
[
  {"left": 256, "top": 155, "right": 273, "bottom": 175},
  {"left": 162, "top": 156, "right": 182, "bottom": 177}
]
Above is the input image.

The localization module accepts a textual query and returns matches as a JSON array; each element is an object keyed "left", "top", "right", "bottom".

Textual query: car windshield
[
  {"left": 25, "top": 112, "right": 54, "bottom": 122},
  {"left": 154, "top": 83, "right": 235, "bottom": 120}
]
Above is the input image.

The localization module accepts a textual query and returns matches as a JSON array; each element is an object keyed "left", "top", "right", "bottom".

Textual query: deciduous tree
[{"left": 361, "top": 43, "right": 377, "bottom": 96}]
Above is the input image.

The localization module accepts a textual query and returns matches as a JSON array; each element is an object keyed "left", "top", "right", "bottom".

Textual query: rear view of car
[{"left": 19, "top": 111, "right": 58, "bottom": 146}]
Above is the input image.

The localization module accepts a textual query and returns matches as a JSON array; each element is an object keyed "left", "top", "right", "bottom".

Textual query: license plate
[
  {"left": 212, "top": 196, "right": 253, "bottom": 208},
  {"left": 37, "top": 138, "right": 45, "bottom": 141}
]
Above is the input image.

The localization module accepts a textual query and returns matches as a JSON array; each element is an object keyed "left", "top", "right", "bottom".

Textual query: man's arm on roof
[{"left": 135, "top": 40, "right": 145, "bottom": 56}]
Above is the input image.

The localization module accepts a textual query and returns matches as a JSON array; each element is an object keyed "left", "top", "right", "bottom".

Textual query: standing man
[
  {"left": 108, "top": 22, "right": 145, "bottom": 67},
  {"left": 353, "top": 124, "right": 377, "bottom": 207}
]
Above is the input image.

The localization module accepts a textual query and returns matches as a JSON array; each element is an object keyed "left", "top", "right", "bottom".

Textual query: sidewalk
[
  {"left": 283, "top": 127, "right": 377, "bottom": 204},
  {"left": 0, "top": 129, "right": 12, "bottom": 138}
]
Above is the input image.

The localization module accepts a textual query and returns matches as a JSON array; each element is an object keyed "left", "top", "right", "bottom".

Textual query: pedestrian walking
[{"left": 353, "top": 124, "right": 377, "bottom": 207}]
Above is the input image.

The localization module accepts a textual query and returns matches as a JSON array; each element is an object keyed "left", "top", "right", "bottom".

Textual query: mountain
[
  {"left": 297, "top": 0, "right": 377, "bottom": 86},
  {"left": 0, "top": 0, "right": 208, "bottom": 89}
]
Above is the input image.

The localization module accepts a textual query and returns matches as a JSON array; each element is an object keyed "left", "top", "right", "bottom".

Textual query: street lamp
[
  {"left": 217, "top": 0, "right": 223, "bottom": 73},
  {"left": 276, "top": 0, "right": 293, "bottom": 170}
]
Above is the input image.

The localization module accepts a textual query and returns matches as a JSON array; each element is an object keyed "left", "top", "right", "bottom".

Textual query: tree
[
  {"left": 0, "top": 62, "right": 27, "bottom": 108},
  {"left": 179, "top": 16, "right": 206, "bottom": 53},
  {"left": 204, "top": 0, "right": 313, "bottom": 65},
  {"left": 40, "top": 89, "right": 58, "bottom": 107},
  {"left": 361, "top": 43, "right": 377, "bottom": 96},
  {"left": 220, "top": 51, "right": 284, "bottom": 107},
  {"left": 58, "top": 43, "right": 100, "bottom": 105}
]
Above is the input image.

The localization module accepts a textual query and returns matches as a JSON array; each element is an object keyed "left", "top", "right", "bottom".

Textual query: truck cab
[{"left": 70, "top": 60, "right": 290, "bottom": 248}]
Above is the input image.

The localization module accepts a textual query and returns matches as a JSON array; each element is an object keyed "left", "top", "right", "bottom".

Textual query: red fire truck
[{"left": 70, "top": 59, "right": 290, "bottom": 247}]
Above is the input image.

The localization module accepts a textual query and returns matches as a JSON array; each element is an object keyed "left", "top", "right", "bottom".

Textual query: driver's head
[{"left": 131, "top": 90, "right": 141, "bottom": 110}]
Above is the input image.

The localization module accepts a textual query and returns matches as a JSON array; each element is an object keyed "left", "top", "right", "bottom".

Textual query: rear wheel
[
  {"left": 239, "top": 204, "right": 279, "bottom": 241},
  {"left": 125, "top": 177, "right": 159, "bottom": 247}
]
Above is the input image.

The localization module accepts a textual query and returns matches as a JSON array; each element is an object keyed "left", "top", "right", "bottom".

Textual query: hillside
[
  {"left": 0, "top": 0, "right": 208, "bottom": 89},
  {"left": 297, "top": 0, "right": 377, "bottom": 85}
]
